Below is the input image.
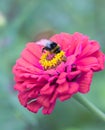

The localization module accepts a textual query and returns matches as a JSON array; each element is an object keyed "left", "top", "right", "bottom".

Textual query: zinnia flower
[{"left": 13, "top": 32, "right": 104, "bottom": 114}]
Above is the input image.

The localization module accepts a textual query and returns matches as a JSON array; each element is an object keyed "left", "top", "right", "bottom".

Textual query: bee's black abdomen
[
  {"left": 54, "top": 48, "right": 61, "bottom": 54},
  {"left": 50, "top": 42, "right": 60, "bottom": 54}
]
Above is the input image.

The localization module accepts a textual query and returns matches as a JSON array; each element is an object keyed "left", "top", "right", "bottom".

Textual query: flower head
[{"left": 13, "top": 32, "right": 104, "bottom": 114}]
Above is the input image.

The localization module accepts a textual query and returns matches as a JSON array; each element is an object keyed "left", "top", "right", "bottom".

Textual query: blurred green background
[{"left": 0, "top": 0, "right": 105, "bottom": 130}]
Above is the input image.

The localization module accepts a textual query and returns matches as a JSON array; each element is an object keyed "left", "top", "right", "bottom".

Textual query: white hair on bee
[{"left": 36, "top": 39, "right": 51, "bottom": 47}]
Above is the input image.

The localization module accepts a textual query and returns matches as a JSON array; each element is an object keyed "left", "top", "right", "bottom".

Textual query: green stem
[{"left": 73, "top": 93, "right": 105, "bottom": 121}]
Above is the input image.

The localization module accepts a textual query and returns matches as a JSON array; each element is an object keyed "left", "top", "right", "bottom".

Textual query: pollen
[{"left": 40, "top": 51, "right": 66, "bottom": 70}]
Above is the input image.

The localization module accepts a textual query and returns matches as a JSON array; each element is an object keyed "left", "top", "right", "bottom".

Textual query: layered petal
[{"left": 77, "top": 71, "right": 93, "bottom": 93}]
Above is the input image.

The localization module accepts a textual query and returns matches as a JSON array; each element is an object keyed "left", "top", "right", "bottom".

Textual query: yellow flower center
[{"left": 40, "top": 51, "right": 66, "bottom": 70}]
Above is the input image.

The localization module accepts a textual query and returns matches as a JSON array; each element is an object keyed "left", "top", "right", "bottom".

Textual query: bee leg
[
  {"left": 62, "top": 56, "right": 67, "bottom": 62},
  {"left": 42, "top": 47, "right": 46, "bottom": 53}
]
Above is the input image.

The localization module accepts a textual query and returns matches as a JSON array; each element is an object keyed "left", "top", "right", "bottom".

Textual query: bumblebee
[
  {"left": 42, "top": 42, "right": 61, "bottom": 54},
  {"left": 37, "top": 39, "right": 67, "bottom": 68},
  {"left": 36, "top": 39, "right": 61, "bottom": 54}
]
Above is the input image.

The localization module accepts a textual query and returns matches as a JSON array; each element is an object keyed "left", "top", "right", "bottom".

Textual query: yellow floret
[{"left": 40, "top": 51, "right": 66, "bottom": 70}]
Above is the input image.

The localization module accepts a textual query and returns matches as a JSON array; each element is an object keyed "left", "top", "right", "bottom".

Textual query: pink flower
[{"left": 13, "top": 32, "right": 104, "bottom": 114}]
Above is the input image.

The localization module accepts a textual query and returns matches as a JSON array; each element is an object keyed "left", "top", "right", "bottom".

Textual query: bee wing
[{"left": 35, "top": 39, "right": 51, "bottom": 47}]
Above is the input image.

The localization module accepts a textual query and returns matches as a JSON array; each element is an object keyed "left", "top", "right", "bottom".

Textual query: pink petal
[
  {"left": 66, "top": 55, "right": 76, "bottom": 66},
  {"left": 50, "top": 91, "right": 58, "bottom": 103},
  {"left": 16, "top": 58, "right": 42, "bottom": 74},
  {"left": 42, "top": 102, "right": 56, "bottom": 114},
  {"left": 80, "top": 40, "right": 100, "bottom": 57},
  {"left": 40, "top": 83, "right": 55, "bottom": 95},
  {"left": 59, "top": 94, "right": 72, "bottom": 101},
  {"left": 57, "top": 82, "right": 69, "bottom": 94},
  {"left": 21, "top": 48, "right": 39, "bottom": 66},
  {"left": 37, "top": 96, "right": 50, "bottom": 108},
  {"left": 16, "top": 58, "right": 34, "bottom": 68},
  {"left": 59, "top": 72, "right": 67, "bottom": 79},
  {"left": 77, "top": 71, "right": 93, "bottom": 93},
  {"left": 67, "top": 70, "right": 81, "bottom": 81},
  {"left": 68, "top": 82, "right": 79, "bottom": 94},
  {"left": 40, "top": 83, "right": 49, "bottom": 91},
  {"left": 92, "top": 51, "right": 105, "bottom": 71},
  {"left": 56, "top": 62, "right": 65, "bottom": 73},
  {"left": 14, "top": 83, "right": 26, "bottom": 92},
  {"left": 50, "top": 32, "right": 72, "bottom": 51},
  {"left": 18, "top": 93, "right": 29, "bottom": 107},
  {"left": 27, "top": 101, "right": 41, "bottom": 113},
  {"left": 57, "top": 78, "right": 66, "bottom": 84},
  {"left": 97, "top": 54, "right": 105, "bottom": 70},
  {"left": 77, "top": 57, "right": 98, "bottom": 70},
  {"left": 28, "top": 90, "right": 38, "bottom": 98},
  {"left": 67, "top": 32, "right": 84, "bottom": 55},
  {"left": 26, "top": 42, "right": 42, "bottom": 59}
]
